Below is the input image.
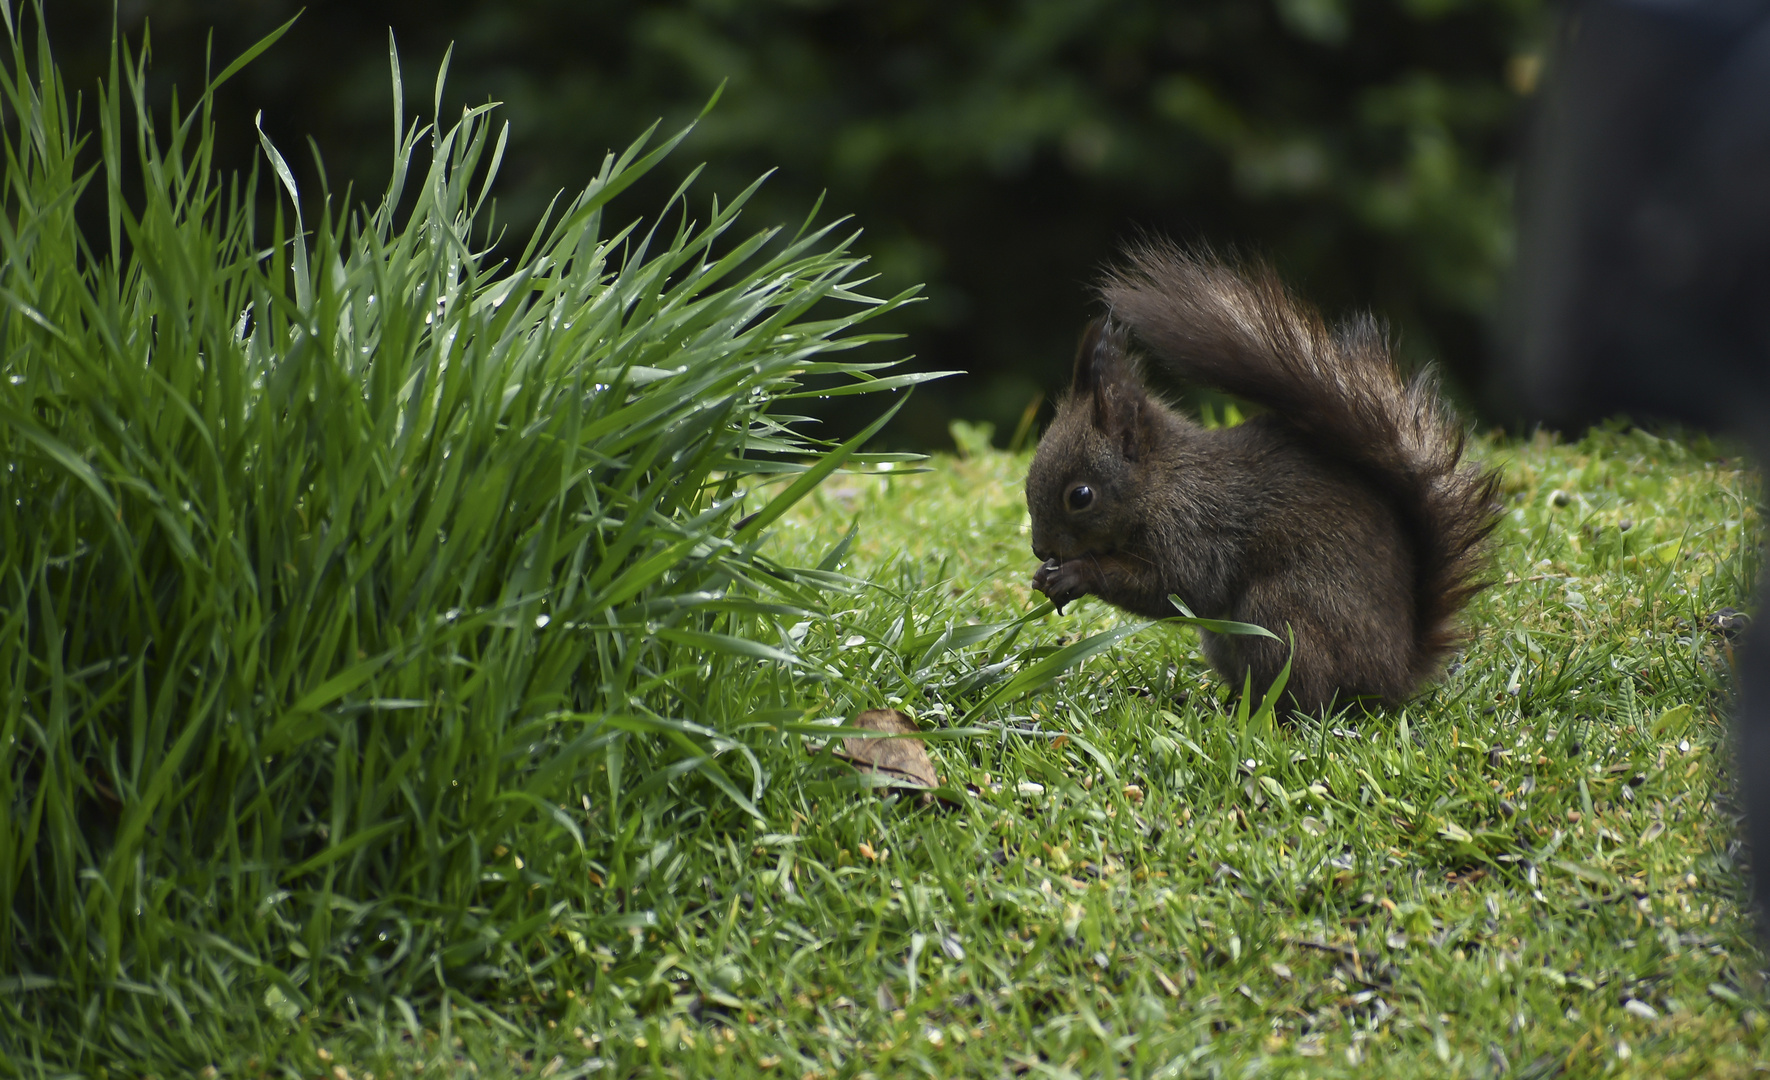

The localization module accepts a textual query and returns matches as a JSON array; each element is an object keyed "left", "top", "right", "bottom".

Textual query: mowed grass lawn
[{"left": 305, "top": 424, "right": 1766, "bottom": 1079}]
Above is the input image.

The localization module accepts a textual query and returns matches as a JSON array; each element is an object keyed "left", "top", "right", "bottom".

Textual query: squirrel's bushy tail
[{"left": 1099, "top": 242, "right": 1500, "bottom": 681}]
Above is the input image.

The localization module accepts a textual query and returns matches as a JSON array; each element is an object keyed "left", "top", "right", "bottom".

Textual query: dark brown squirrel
[{"left": 1026, "top": 244, "right": 1501, "bottom": 714}]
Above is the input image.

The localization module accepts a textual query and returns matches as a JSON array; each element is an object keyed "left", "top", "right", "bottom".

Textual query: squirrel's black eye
[{"left": 1067, "top": 484, "right": 1094, "bottom": 511}]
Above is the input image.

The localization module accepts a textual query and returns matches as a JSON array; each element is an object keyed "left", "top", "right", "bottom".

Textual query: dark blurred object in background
[
  {"left": 51, "top": 0, "right": 1543, "bottom": 448},
  {"left": 1504, "top": 0, "right": 1770, "bottom": 432},
  {"left": 1502, "top": 0, "right": 1770, "bottom": 915}
]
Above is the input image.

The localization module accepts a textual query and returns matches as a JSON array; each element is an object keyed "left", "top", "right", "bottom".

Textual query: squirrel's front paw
[{"left": 1032, "top": 558, "right": 1089, "bottom": 615}]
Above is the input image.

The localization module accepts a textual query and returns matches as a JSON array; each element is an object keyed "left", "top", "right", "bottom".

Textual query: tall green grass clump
[{"left": 0, "top": 4, "right": 924, "bottom": 1064}]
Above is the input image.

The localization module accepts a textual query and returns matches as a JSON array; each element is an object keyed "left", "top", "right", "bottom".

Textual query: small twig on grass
[
  {"left": 1502, "top": 573, "right": 1571, "bottom": 585},
  {"left": 1281, "top": 936, "right": 1361, "bottom": 960}
]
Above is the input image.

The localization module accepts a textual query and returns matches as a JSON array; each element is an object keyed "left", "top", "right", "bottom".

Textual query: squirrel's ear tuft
[
  {"left": 1070, "top": 319, "right": 1120, "bottom": 396},
  {"left": 1073, "top": 319, "right": 1148, "bottom": 460}
]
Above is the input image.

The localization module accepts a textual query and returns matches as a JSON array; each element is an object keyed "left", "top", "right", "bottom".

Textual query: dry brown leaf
[{"left": 834, "top": 708, "right": 939, "bottom": 790}]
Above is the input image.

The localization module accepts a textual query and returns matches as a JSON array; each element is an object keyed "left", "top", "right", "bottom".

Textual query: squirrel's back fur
[{"left": 1027, "top": 243, "right": 1500, "bottom": 712}]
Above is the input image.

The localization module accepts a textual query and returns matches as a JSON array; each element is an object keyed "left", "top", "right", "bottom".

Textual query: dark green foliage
[{"left": 47, "top": 0, "right": 1546, "bottom": 446}]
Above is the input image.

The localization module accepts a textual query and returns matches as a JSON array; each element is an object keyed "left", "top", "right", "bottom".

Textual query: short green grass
[{"left": 200, "top": 425, "right": 1765, "bottom": 1079}]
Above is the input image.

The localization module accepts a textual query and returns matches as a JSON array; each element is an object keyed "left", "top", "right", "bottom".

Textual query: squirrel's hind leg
[
  {"left": 1206, "top": 589, "right": 1408, "bottom": 717},
  {"left": 1198, "top": 622, "right": 1330, "bottom": 718}
]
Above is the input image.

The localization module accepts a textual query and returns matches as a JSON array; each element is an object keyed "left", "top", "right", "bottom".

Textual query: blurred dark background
[{"left": 50, "top": 0, "right": 1546, "bottom": 449}]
